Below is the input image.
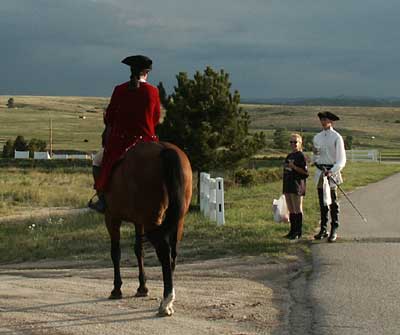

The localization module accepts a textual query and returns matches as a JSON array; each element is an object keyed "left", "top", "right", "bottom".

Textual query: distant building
[{"left": 14, "top": 150, "right": 29, "bottom": 159}]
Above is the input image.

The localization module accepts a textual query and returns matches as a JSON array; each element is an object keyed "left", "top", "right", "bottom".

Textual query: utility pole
[{"left": 49, "top": 113, "right": 53, "bottom": 157}]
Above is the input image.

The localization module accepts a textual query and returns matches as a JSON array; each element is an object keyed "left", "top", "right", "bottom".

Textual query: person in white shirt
[{"left": 312, "top": 111, "right": 346, "bottom": 242}]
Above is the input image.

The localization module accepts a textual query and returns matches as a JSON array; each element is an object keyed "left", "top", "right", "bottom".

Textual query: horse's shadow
[{"left": 0, "top": 297, "right": 160, "bottom": 335}]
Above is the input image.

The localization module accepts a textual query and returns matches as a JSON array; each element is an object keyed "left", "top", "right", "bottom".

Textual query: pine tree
[
  {"left": 158, "top": 67, "right": 265, "bottom": 203},
  {"left": 157, "top": 82, "right": 169, "bottom": 109},
  {"left": 13, "top": 135, "right": 28, "bottom": 152},
  {"left": 273, "top": 128, "right": 288, "bottom": 150},
  {"left": 2, "top": 140, "right": 14, "bottom": 158},
  {"left": 344, "top": 135, "right": 353, "bottom": 150},
  {"left": 7, "top": 97, "right": 14, "bottom": 108},
  {"left": 302, "top": 133, "right": 314, "bottom": 152},
  {"left": 28, "top": 138, "right": 47, "bottom": 156}
]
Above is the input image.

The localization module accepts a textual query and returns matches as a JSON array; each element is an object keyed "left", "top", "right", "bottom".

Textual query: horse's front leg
[
  {"left": 134, "top": 224, "right": 148, "bottom": 297},
  {"left": 105, "top": 214, "right": 123, "bottom": 299}
]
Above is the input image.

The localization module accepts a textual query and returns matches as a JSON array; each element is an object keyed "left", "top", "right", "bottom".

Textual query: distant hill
[{"left": 242, "top": 96, "right": 400, "bottom": 107}]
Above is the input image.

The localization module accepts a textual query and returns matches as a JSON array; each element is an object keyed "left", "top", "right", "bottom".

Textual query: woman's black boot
[
  {"left": 288, "top": 213, "right": 302, "bottom": 240},
  {"left": 284, "top": 213, "right": 296, "bottom": 238}
]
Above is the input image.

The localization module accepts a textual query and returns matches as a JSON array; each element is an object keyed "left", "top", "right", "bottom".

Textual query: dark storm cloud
[{"left": 1, "top": 0, "right": 400, "bottom": 98}]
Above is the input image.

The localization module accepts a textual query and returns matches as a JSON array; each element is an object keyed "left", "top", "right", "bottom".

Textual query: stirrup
[{"left": 88, "top": 194, "right": 106, "bottom": 214}]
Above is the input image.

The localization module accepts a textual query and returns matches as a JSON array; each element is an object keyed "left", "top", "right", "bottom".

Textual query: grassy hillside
[
  {"left": 1, "top": 95, "right": 400, "bottom": 154},
  {"left": 243, "top": 104, "right": 400, "bottom": 151},
  {"left": 0, "top": 96, "right": 107, "bottom": 152}
]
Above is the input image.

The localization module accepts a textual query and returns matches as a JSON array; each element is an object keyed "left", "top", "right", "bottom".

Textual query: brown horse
[{"left": 103, "top": 141, "right": 192, "bottom": 316}]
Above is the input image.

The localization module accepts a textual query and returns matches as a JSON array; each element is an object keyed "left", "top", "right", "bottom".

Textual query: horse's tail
[{"left": 160, "top": 148, "right": 185, "bottom": 237}]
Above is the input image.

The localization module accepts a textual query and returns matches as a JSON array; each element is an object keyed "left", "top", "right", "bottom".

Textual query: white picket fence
[
  {"left": 14, "top": 150, "right": 92, "bottom": 160},
  {"left": 33, "top": 151, "right": 51, "bottom": 160},
  {"left": 346, "top": 149, "right": 379, "bottom": 162},
  {"left": 199, "top": 172, "right": 225, "bottom": 225},
  {"left": 14, "top": 150, "right": 29, "bottom": 159}
]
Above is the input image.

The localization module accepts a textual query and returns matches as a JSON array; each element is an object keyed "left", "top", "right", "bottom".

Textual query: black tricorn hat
[
  {"left": 121, "top": 55, "right": 152, "bottom": 70},
  {"left": 318, "top": 111, "right": 340, "bottom": 121}
]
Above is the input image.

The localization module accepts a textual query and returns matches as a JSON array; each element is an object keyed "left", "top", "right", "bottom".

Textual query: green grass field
[
  {"left": 1, "top": 161, "right": 400, "bottom": 265},
  {"left": 0, "top": 160, "right": 92, "bottom": 216},
  {"left": 1, "top": 95, "right": 400, "bottom": 265}
]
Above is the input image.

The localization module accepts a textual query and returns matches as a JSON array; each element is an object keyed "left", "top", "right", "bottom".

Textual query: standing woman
[{"left": 282, "top": 133, "right": 309, "bottom": 239}]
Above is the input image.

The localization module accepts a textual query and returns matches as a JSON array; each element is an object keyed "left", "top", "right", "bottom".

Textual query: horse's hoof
[
  {"left": 109, "top": 289, "right": 122, "bottom": 300},
  {"left": 157, "top": 289, "right": 175, "bottom": 316},
  {"left": 134, "top": 290, "right": 149, "bottom": 298},
  {"left": 158, "top": 306, "right": 174, "bottom": 317}
]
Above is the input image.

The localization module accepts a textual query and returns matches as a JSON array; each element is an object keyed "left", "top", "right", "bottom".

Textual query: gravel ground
[{"left": 0, "top": 255, "right": 305, "bottom": 335}]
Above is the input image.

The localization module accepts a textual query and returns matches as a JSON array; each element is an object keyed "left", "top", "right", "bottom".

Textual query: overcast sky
[{"left": 1, "top": 0, "right": 399, "bottom": 99}]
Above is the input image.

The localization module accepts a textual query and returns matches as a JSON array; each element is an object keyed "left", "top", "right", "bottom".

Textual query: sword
[
  {"left": 315, "top": 163, "right": 368, "bottom": 223},
  {"left": 327, "top": 175, "right": 368, "bottom": 224}
]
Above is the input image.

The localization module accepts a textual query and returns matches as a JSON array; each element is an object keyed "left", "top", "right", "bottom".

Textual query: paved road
[{"left": 308, "top": 173, "right": 400, "bottom": 334}]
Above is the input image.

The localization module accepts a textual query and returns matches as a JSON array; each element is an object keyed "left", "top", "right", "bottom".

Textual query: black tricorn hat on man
[
  {"left": 318, "top": 111, "right": 340, "bottom": 121},
  {"left": 121, "top": 55, "right": 152, "bottom": 70}
]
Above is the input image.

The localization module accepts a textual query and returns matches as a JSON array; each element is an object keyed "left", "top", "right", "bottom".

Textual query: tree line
[
  {"left": 2, "top": 135, "right": 47, "bottom": 158},
  {"left": 271, "top": 128, "right": 353, "bottom": 151}
]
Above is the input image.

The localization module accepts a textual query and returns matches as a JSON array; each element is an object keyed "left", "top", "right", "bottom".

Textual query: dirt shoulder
[
  {"left": 0, "top": 254, "right": 307, "bottom": 335},
  {"left": 0, "top": 207, "right": 90, "bottom": 224}
]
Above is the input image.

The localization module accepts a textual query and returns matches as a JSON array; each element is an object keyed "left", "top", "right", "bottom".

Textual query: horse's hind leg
[
  {"left": 105, "top": 214, "right": 123, "bottom": 299},
  {"left": 147, "top": 230, "right": 175, "bottom": 316},
  {"left": 169, "top": 230, "right": 177, "bottom": 272},
  {"left": 134, "top": 224, "right": 148, "bottom": 297}
]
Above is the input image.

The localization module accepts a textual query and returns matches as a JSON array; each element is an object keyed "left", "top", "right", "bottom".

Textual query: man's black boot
[
  {"left": 314, "top": 228, "right": 329, "bottom": 240},
  {"left": 328, "top": 191, "right": 339, "bottom": 242},
  {"left": 316, "top": 188, "right": 329, "bottom": 240},
  {"left": 328, "top": 227, "right": 338, "bottom": 242}
]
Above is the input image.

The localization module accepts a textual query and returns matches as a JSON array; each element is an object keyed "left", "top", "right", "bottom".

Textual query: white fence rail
[
  {"left": 33, "top": 151, "right": 51, "bottom": 160},
  {"left": 14, "top": 150, "right": 29, "bottom": 159},
  {"left": 68, "top": 154, "right": 92, "bottom": 160},
  {"left": 200, "top": 172, "right": 225, "bottom": 225},
  {"left": 14, "top": 151, "right": 92, "bottom": 160},
  {"left": 52, "top": 154, "right": 69, "bottom": 160},
  {"left": 346, "top": 150, "right": 379, "bottom": 162}
]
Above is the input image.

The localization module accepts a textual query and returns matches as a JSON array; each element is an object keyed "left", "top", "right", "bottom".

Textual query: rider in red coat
[{"left": 89, "top": 55, "right": 161, "bottom": 213}]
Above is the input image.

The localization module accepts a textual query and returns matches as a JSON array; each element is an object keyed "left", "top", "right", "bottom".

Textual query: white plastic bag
[
  {"left": 272, "top": 195, "right": 290, "bottom": 223},
  {"left": 322, "top": 176, "right": 332, "bottom": 206}
]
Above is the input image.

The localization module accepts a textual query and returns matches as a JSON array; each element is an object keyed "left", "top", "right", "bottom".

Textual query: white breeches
[{"left": 92, "top": 148, "right": 104, "bottom": 167}]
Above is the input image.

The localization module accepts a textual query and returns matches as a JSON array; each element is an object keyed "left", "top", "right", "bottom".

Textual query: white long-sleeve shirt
[{"left": 312, "top": 127, "right": 346, "bottom": 186}]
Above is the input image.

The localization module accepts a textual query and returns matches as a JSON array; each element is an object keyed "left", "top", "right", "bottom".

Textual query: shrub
[
  {"left": 13, "top": 135, "right": 28, "bottom": 151},
  {"left": 28, "top": 138, "right": 47, "bottom": 157},
  {"left": 234, "top": 168, "right": 256, "bottom": 186},
  {"left": 7, "top": 97, "right": 14, "bottom": 108},
  {"left": 234, "top": 167, "right": 282, "bottom": 186},
  {"left": 2, "top": 140, "right": 13, "bottom": 158}
]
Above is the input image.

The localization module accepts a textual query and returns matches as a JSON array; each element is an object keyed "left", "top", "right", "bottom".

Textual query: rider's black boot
[{"left": 88, "top": 166, "right": 106, "bottom": 214}]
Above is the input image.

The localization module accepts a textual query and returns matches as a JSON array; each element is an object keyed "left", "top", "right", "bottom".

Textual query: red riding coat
[{"left": 95, "top": 81, "right": 161, "bottom": 191}]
